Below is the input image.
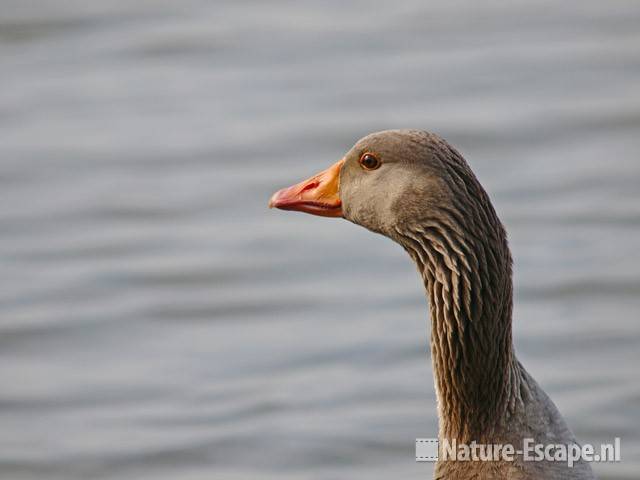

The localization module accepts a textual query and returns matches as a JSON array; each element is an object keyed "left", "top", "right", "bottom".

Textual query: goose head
[{"left": 269, "top": 129, "right": 462, "bottom": 238}]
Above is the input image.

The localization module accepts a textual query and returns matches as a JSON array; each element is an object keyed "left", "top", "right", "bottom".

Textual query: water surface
[{"left": 1, "top": 1, "right": 639, "bottom": 479}]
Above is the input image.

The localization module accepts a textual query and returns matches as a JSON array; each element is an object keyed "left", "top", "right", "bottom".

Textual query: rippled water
[{"left": 1, "top": 1, "right": 639, "bottom": 479}]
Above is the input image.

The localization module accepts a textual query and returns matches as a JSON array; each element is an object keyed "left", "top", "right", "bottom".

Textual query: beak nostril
[{"left": 301, "top": 181, "right": 319, "bottom": 192}]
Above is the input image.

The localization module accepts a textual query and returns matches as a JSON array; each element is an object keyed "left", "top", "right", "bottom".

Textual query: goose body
[{"left": 269, "top": 130, "right": 595, "bottom": 479}]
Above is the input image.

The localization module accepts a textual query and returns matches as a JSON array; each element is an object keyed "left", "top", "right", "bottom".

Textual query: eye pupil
[{"left": 360, "top": 154, "right": 380, "bottom": 170}]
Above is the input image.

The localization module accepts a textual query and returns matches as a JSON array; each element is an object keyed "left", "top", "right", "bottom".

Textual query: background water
[{"left": 1, "top": 1, "right": 639, "bottom": 479}]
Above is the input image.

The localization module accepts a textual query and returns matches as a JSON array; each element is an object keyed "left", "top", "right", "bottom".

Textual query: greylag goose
[{"left": 269, "top": 130, "right": 595, "bottom": 480}]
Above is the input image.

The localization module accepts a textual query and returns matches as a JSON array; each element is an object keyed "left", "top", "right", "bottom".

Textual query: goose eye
[{"left": 359, "top": 153, "right": 381, "bottom": 170}]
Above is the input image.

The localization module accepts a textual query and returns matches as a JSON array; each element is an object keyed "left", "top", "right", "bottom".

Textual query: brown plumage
[{"left": 270, "top": 130, "right": 595, "bottom": 479}]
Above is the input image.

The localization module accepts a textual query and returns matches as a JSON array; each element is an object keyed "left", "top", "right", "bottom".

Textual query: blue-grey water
[{"left": 1, "top": 1, "right": 639, "bottom": 479}]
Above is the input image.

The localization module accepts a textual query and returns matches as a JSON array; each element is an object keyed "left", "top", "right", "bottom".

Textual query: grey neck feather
[{"left": 393, "top": 150, "right": 524, "bottom": 443}]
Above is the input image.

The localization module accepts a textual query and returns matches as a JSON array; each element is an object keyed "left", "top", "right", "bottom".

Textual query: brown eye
[{"left": 359, "top": 153, "right": 381, "bottom": 170}]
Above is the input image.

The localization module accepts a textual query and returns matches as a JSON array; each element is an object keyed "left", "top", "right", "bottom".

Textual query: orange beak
[{"left": 268, "top": 159, "right": 344, "bottom": 217}]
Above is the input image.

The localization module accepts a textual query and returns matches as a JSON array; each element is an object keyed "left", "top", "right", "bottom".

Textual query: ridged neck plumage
[{"left": 393, "top": 146, "right": 521, "bottom": 443}]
